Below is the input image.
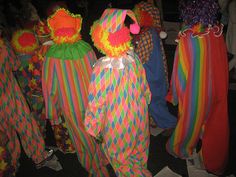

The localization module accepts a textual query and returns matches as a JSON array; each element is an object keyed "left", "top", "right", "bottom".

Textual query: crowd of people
[{"left": 0, "top": 0, "right": 234, "bottom": 176}]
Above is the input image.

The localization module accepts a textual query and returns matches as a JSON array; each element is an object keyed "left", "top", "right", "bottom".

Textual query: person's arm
[{"left": 84, "top": 65, "right": 107, "bottom": 139}]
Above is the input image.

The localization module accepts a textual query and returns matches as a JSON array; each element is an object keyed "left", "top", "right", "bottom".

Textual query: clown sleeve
[
  {"left": 42, "top": 57, "right": 61, "bottom": 125},
  {"left": 136, "top": 56, "right": 151, "bottom": 105},
  {"left": 84, "top": 66, "right": 107, "bottom": 138}
]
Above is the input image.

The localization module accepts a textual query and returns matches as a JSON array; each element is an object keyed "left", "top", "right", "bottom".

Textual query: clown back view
[
  {"left": 166, "top": 0, "right": 229, "bottom": 175},
  {"left": 85, "top": 8, "right": 152, "bottom": 177},
  {"left": 42, "top": 8, "right": 109, "bottom": 176},
  {"left": 133, "top": 1, "right": 177, "bottom": 130}
]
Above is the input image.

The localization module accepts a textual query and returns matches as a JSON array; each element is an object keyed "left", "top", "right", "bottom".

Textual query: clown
[
  {"left": 166, "top": 0, "right": 229, "bottom": 175},
  {"left": 11, "top": 29, "right": 39, "bottom": 100},
  {"left": 42, "top": 8, "right": 109, "bottom": 176},
  {"left": 0, "top": 38, "right": 21, "bottom": 177},
  {"left": 133, "top": 1, "right": 176, "bottom": 131},
  {"left": 30, "top": 20, "right": 75, "bottom": 153},
  {"left": 1, "top": 35, "right": 60, "bottom": 172},
  {"left": 85, "top": 8, "right": 152, "bottom": 177}
]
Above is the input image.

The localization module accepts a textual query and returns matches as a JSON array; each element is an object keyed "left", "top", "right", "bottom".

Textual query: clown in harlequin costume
[
  {"left": 30, "top": 20, "right": 75, "bottom": 153},
  {"left": 166, "top": 0, "right": 229, "bottom": 175},
  {"left": 85, "top": 9, "right": 152, "bottom": 177},
  {"left": 133, "top": 1, "right": 177, "bottom": 130},
  {"left": 0, "top": 38, "right": 21, "bottom": 177},
  {"left": 42, "top": 8, "right": 109, "bottom": 176},
  {"left": 0, "top": 37, "right": 59, "bottom": 171}
]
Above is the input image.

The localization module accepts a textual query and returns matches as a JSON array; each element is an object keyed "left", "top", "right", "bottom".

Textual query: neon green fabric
[{"left": 46, "top": 40, "right": 92, "bottom": 60}]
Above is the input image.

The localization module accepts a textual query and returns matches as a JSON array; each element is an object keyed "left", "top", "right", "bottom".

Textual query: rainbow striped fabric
[
  {"left": 166, "top": 24, "right": 229, "bottom": 175},
  {"left": 42, "top": 42, "right": 109, "bottom": 176}
]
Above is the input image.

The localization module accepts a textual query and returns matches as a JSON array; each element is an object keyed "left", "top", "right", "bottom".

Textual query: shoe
[
  {"left": 35, "top": 149, "right": 54, "bottom": 169},
  {"left": 35, "top": 149, "right": 62, "bottom": 171}
]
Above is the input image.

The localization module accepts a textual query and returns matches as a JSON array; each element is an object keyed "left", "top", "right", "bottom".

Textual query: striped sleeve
[{"left": 42, "top": 57, "right": 61, "bottom": 124}]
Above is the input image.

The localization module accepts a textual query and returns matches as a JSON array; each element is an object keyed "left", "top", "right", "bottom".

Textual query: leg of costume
[
  {"left": 0, "top": 117, "right": 21, "bottom": 177},
  {"left": 42, "top": 51, "right": 109, "bottom": 176},
  {"left": 0, "top": 41, "right": 21, "bottom": 176},
  {"left": 201, "top": 31, "right": 229, "bottom": 175},
  {"left": 10, "top": 79, "right": 47, "bottom": 164},
  {"left": 0, "top": 40, "right": 47, "bottom": 165},
  {"left": 29, "top": 45, "right": 75, "bottom": 153},
  {"left": 166, "top": 26, "right": 229, "bottom": 175},
  {"left": 144, "top": 29, "right": 176, "bottom": 128}
]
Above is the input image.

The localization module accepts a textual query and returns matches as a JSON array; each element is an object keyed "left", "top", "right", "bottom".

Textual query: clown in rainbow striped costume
[
  {"left": 166, "top": 0, "right": 229, "bottom": 175},
  {"left": 28, "top": 20, "right": 75, "bottom": 153},
  {"left": 42, "top": 8, "right": 109, "bottom": 176}
]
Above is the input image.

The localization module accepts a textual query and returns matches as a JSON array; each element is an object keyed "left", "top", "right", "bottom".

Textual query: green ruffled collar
[{"left": 46, "top": 40, "right": 92, "bottom": 60}]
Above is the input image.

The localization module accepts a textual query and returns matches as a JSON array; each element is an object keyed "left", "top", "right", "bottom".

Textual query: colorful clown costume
[
  {"left": 133, "top": 1, "right": 176, "bottom": 129},
  {"left": 25, "top": 44, "right": 49, "bottom": 136},
  {"left": 24, "top": 19, "right": 75, "bottom": 153},
  {"left": 85, "top": 51, "right": 152, "bottom": 177},
  {"left": 0, "top": 38, "right": 50, "bottom": 166},
  {"left": 11, "top": 29, "right": 39, "bottom": 103},
  {"left": 27, "top": 40, "right": 75, "bottom": 153},
  {"left": 42, "top": 8, "right": 109, "bottom": 176},
  {"left": 0, "top": 112, "right": 20, "bottom": 177},
  {"left": 0, "top": 39, "right": 21, "bottom": 175},
  {"left": 133, "top": 27, "right": 177, "bottom": 129},
  {"left": 86, "top": 8, "right": 152, "bottom": 177},
  {"left": 166, "top": 24, "right": 229, "bottom": 175},
  {"left": 42, "top": 40, "right": 109, "bottom": 176}
]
